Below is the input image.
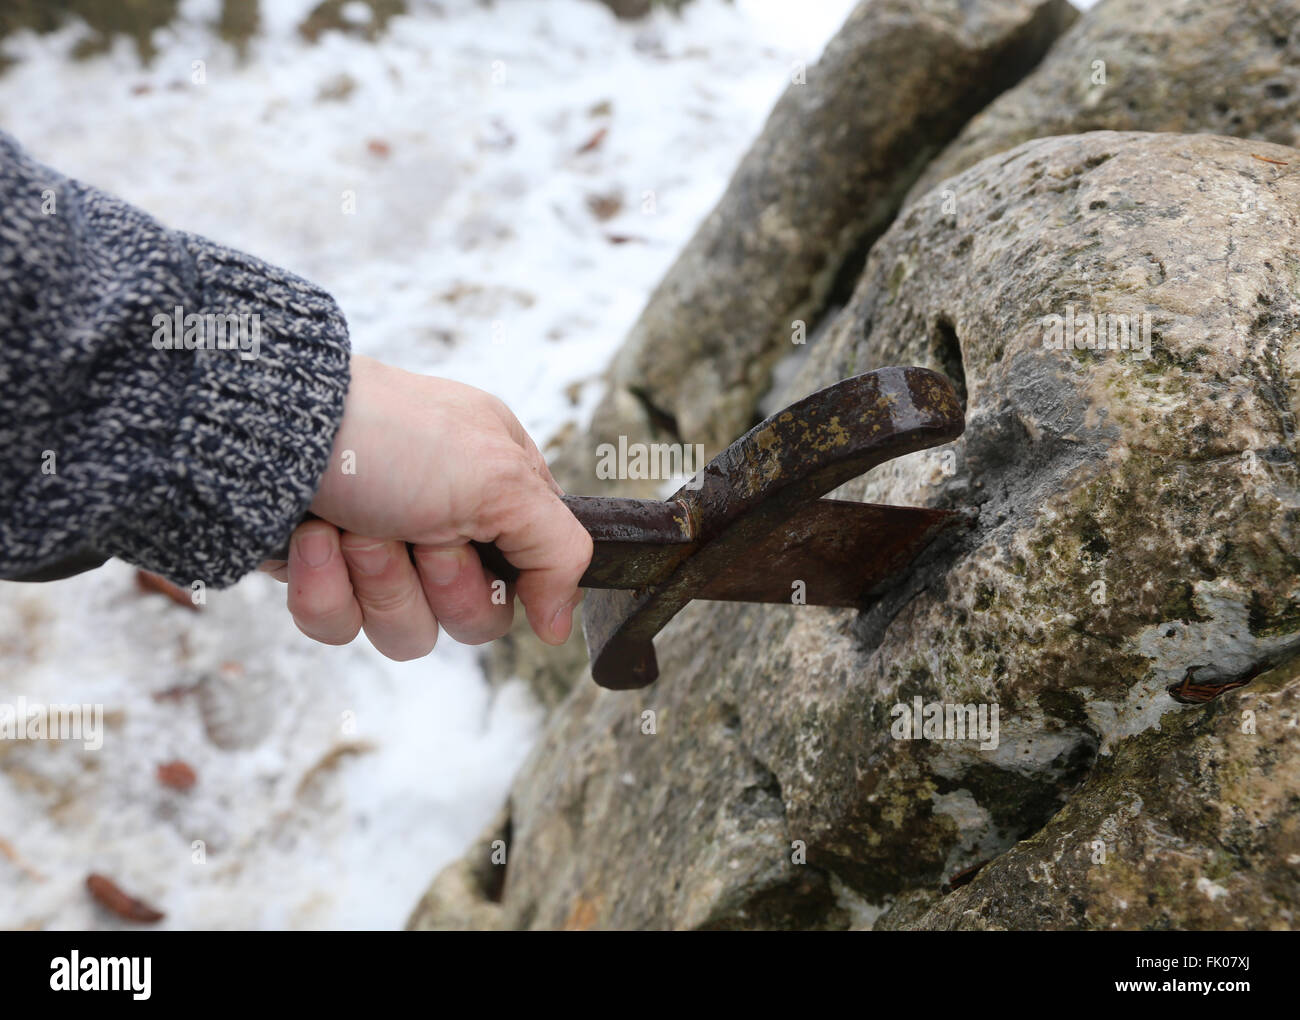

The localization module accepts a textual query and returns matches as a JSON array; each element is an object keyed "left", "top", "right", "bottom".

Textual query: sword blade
[
  {"left": 694, "top": 499, "right": 965, "bottom": 606},
  {"left": 474, "top": 495, "right": 964, "bottom": 606}
]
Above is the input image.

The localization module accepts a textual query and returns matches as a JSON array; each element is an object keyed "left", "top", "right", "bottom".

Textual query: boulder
[
  {"left": 407, "top": 807, "right": 509, "bottom": 931},
  {"left": 419, "top": 130, "right": 1300, "bottom": 929},
  {"left": 906, "top": 0, "right": 1300, "bottom": 204},
  {"left": 592, "top": 0, "right": 1078, "bottom": 460},
  {"left": 879, "top": 655, "right": 1300, "bottom": 930}
]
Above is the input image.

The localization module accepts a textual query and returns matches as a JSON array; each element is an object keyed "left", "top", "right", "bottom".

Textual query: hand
[{"left": 259, "top": 355, "right": 592, "bottom": 660}]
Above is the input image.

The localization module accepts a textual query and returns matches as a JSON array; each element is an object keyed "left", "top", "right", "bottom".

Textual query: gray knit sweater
[{"left": 0, "top": 132, "right": 351, "bottom": 587}]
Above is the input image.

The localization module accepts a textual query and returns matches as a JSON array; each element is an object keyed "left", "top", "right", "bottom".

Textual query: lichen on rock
[{"left": 906, "top": 0, "right": 1300, "bottom": 204}]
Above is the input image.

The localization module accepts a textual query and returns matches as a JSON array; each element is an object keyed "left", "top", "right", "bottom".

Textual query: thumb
[{"left": 489, "top": 481, "right": 592, "bottom": 645}]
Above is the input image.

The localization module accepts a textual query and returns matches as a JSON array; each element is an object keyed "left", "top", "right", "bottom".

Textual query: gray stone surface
[
  {"left": 878, "top": 655, "right": 1300, "bottom": 930},
  {"left": 906, "top": 0, "right": 1300, "bottom": 205},
  {"left": 420, "top": 131, "right": 1300, "bottom": 929},
  {"left": 598, "top": 0, "right": 1077, "bottom": 459}
]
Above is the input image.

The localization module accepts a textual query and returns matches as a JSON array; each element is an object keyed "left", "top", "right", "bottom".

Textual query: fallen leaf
[
  {"left": 86, "top": 874, "right": 165, "bottom": 923},
  {"left": 156, "top": 760, "right": 197, "bottom": 791}
]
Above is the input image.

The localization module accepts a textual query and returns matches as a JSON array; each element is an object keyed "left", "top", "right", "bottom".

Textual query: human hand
[{"left": 259, "top": 355, "right": 592, "bottom": 660}]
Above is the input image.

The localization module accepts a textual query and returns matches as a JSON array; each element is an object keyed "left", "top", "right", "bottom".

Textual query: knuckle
[
  {"left": 485, "top": 443, "right": 535, "bottom": 487},
  {"left": 433, "top": 594, "right": 486, "bottom": 628},
  {"left": 573, "top": 524, "right": 594, "bottom": 568},
  {"left": 288, "top": 582, "right": 358, "bottom": 638},
  {"left": 427, "top": 584, "right": 502, "bottom": 637},
  {"left": 357, "top": 579, "right": 422, "bottom": 617},
  {"left": 291, "top": 582, "right": 346, "bottom": 620},
  {"left": 484, "top": 393, "right": 513, "bottom": 422},
  {"left": 472, "top": 451, "right": 540, "bottom": 532}
]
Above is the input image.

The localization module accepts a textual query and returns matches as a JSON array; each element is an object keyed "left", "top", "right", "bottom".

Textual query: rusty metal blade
[
  {"left": 580, "top": 365, "right": 966, "bottom": 689},
  {"left": 474, "top": 497, "right": 964, "bottom": 606},
  {"left": 694, "top": 500, "right": 965, "bottom": 606}
]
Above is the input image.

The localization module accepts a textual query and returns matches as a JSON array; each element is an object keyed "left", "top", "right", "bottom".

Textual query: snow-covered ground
[{"left": 0, "top": 0, "right": 856, "bottom": 929}]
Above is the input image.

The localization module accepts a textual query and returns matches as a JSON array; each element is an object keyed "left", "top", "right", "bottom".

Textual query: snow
[{"left": 0, "top": 0, "right": 856, "bottom": 929}]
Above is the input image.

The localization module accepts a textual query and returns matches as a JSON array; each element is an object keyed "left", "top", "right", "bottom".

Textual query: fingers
[
  {"left": 278, "top": 380, "right": 588, "bottom": 656},
  {"left": 341, "top": 536, "right": 440, "bottom": 661},
  {"left": 281, "top": 522, "right": 506, "bottom": 659},
  {"left": 286, "top": 521, "right": 362, "bottom": 646},
  {"left": 516, "top": 541, "right": 588, "bottom": 645},
  {"left": 488, "top": 477, "right": 592, "bottom": 646},
  {"left": 413, "top": 543, "right": 514, "bottom": 645}
]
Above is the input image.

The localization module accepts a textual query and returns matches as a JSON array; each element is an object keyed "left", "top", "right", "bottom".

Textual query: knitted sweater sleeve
[{"left": 0, "top": 132, "right": 351, "bottom": 587}]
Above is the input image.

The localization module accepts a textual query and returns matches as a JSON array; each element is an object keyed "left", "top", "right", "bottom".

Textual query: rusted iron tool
[
  {"left": 5, "top": 366, "right": 966, "bottom": 691},
  {"left": 478, "top": 365, "right": 966, "bottom": 688}
]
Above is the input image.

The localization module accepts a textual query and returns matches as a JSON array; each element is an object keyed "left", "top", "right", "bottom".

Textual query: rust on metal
[
  {"left": 695, "top": 500, "right": 965, "bottom": 606},
  {"left": 573, "top": 366, "right": 966, "bottom": 688},
  {"left": 475, "top": 367, "right": 965, "bottom": 688}
]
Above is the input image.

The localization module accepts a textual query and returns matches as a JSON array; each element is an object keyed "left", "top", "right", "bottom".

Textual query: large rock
[
  {"left": 590, "top": 0, "right": 1077, "bottom": 460},
  {"left": 878, "top": 655, "right": 1300, "bottom": 930},
  {"left": 906, "top": 0, "right": 1300, "bottom": 204},
  {"left": 499, "top": 0, "right": 1078, "bottom": 708},
  {"left": 417, "top": 130, "right": 1300, "bottom": 929},
  {"left": 407, "top": 806, "right": 509, "bottom": 931}
]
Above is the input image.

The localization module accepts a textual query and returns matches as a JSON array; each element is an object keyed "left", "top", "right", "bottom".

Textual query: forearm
[{"left": 0, "top": 132, "right": 350, "bottom": 587}]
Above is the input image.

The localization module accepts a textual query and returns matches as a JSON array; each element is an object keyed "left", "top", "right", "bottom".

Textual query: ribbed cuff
[{"left": 102, "top": 235, "right": 351, "bottom": 588}]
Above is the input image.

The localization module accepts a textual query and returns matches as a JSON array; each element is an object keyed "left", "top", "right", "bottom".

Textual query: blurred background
[{"left": 0, "top": 0, "right": 861, "bottom": 929}]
